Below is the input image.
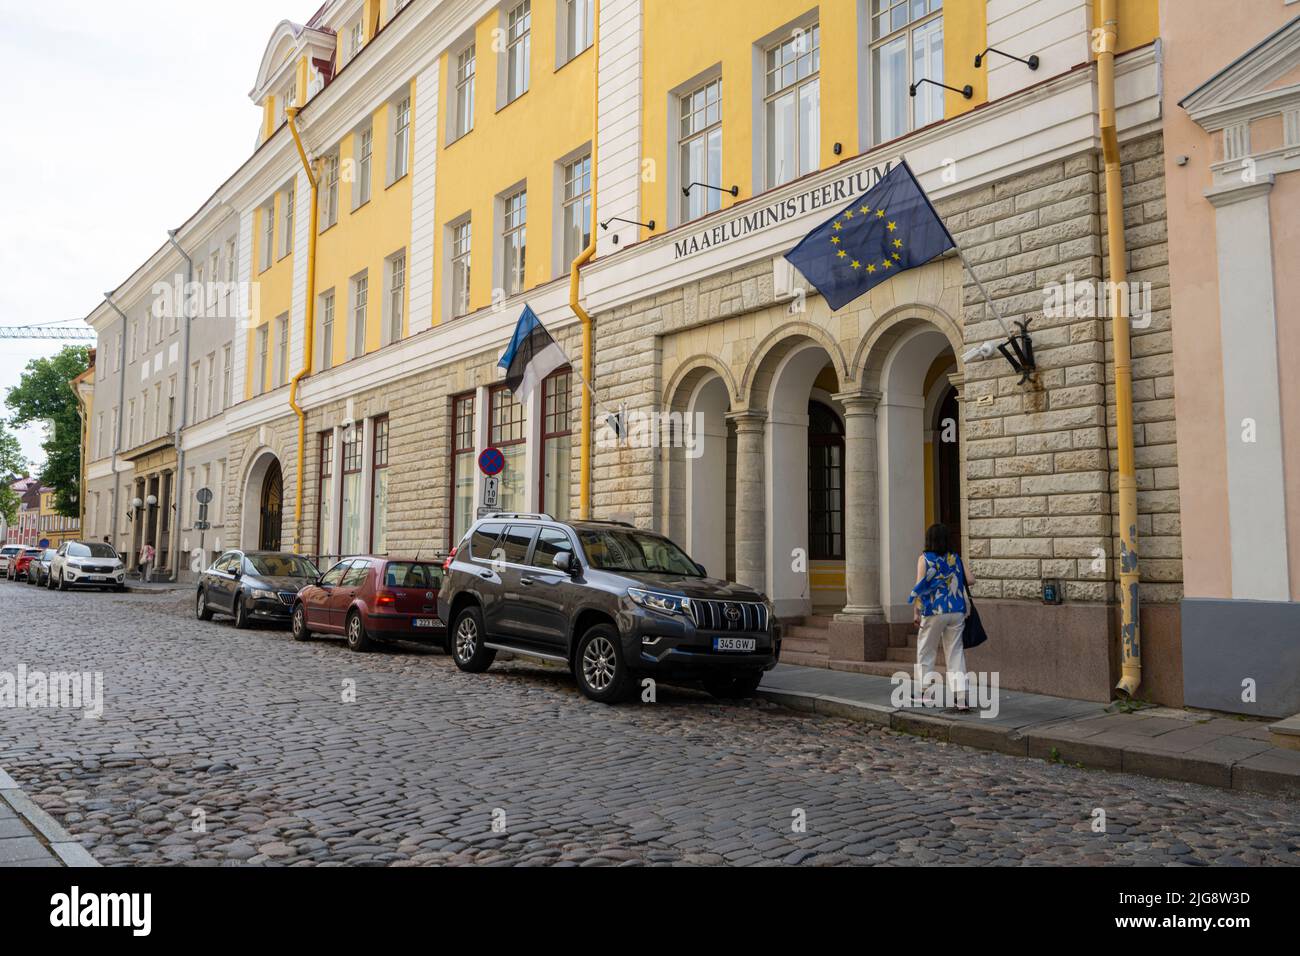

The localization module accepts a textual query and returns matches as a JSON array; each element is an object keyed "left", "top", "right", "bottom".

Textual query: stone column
[
  {"left": 829, "top": 389, "right": 888, "bottom": 662},
  {"left": 727, "top": 410, "right": 767, "bottom": 593}
]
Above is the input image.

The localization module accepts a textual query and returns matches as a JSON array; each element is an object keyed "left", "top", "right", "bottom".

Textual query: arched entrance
[
  {"left": 240, "top": 449, "right": 284, "bottom": 553},
  {"left": 664, "top": 364, "right": 736, "bottom": 581},
  {"left": 876, "top": 326, "right": 959, "bottom": 625},
  {"left": 259, "top": 459, "right": 283, "bottom": 551}
]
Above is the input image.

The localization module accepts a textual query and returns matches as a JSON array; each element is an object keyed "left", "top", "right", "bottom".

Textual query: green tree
[
  {"left": 0, "top": 423, "right": 25, "bottom": 526},
  {"left": 5, "top": 346, "right": 89, "bottom": 518}
]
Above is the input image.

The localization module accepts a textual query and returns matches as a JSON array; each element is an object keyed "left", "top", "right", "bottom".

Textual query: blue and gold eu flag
[{"left": 784, "top": 161, "right": 956, "bottom": 311}]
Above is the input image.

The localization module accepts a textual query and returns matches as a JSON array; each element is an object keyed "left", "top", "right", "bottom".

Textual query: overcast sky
[{"left": 0, "top": 1, "right": 295, "bottom": 468}]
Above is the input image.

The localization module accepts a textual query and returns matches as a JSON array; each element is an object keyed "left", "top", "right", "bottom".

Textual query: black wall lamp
[
  {"left": 600, "top": 216, "right": 656, "bottom": 245},
  {"left": 974, "top": 47, "right": 1039, "bottom": 70},
  {"left": 998, "top": 319, "right": 1037, "bottom": 385},
  {"left": 910, "top": 77, "right": 973, "bottom": 99},
  {"left": 682, "top": 181, "right": 739, "bottom": 198}
]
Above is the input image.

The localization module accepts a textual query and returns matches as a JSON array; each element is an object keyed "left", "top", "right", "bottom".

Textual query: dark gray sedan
[{"left": 195, "top": 550, "right": 319, "bottom": 629}]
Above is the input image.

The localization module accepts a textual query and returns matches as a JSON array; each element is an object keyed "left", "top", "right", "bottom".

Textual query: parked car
[
  {"left": 196, "top": 551, "right": 319, "bottom": 628},
  {"left": 48, "top": 541, "right": 126, "bottom": 591},
  {"left": 27, "top": 548, "right": 57, "bottom": 587},
  {"left": 8, "top": 548, "right": 43, "bottom": 581},
  {"left": 291, "top": 556, "right": 446, "bottom": 651},
  {"left": 0, "top": 544, "right": 23, "bottom": 577},
  {"left": 438, "top": 514, "right": 781, "bottom": 703}
]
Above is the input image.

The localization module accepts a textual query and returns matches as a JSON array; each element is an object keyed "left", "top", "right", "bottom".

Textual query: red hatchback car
[
  {"left": 8, "top": 548, "right": 42, "bottom": 581},
  {"left": 291, "top": 556, "right": 446, "bottom": 652}
]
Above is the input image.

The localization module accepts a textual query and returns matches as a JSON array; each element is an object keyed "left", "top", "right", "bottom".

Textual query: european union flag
[{"left": 784, "top": 161, "right": 956, "bottom": 311}]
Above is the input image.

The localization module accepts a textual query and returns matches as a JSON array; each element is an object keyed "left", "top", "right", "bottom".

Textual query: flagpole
[
  {"left": 897, "top": 155, "right": 1013, "bottom": 340},
  {"left": 955, "top": 247, "right": 1014, "bottom": 339}
]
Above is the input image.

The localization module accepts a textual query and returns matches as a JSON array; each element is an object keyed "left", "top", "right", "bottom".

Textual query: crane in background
[{"left": 0, "top": 326, "right": 96, "bottom": 341}]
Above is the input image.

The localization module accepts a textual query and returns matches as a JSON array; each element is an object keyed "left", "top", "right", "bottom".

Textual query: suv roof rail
[
  {"left": 483, "top": 512, "right": 554, "bottom": 521},
  {"left": 577, "top": 518, "right": 637, "bottom": 528}
]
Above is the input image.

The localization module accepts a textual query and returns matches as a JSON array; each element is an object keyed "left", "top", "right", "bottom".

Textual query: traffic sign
[
  {"left": 483, "top": 475, "right": 500, "bottom": 509},
  {"left": 478, "top": 448, "right": 505, "bottom": 476},
  {"left": 196, "top": 487, "right": 213, "bottom": 505}
]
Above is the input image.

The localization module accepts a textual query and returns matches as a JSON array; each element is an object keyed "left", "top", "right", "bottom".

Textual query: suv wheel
[
  {"left": 291, "top": 604, "right": 312, "bottom": 642},
  {"left": 196, "top": 589, "right": 214, "bottom": 621},
  {"left": 345, "top": 610, "right": 373, "bottom": 652},
  {"left": 703, "top": 670, "right": 765, "bottom": 700},
  {"left": 451, "top": 606, "right": 495, "bottom": 672},
  {"left": 575, "top": 624, "right": 632, "bottom": 704},
  {"left": 55, "top": 570, "right": 65, "bottom": 591},
  {"left": 232, "top": 594, "right": 249, "bottom": 629}
]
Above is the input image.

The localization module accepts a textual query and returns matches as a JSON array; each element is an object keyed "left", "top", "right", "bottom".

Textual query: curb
[
  {"left": 756, "top": 687, "right": 1300, "bottom": 801},
  {"left": 0, "top": 768, "right": 100, "bottom": 867}
]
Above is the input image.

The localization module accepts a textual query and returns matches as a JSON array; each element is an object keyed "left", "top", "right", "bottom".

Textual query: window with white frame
[
  {"left": 275, "top": 313, "right": 289, "bottom": 387},
  {"left": 320, "top": 151, "right": 340, "bottom": 229},
  {"left": 386, "top": 252, "right": 405, "bottom": 345},
  {"left": 390, "top": 93, "right": 411, "bottom": 183},
  {"left": 502, "top": 188, "right": 527, "bottom": 297},
  {"left": 453, "top": 44, "right": 475, "bottom": 140},
  {"left": 354, "top": 125, "right": 373, "bottom": 208},
  {"left": 260, "top": 200, "right": 275, "bottom": 271},
  {"left": 871, "top": 0, "right": 943, "bottom": 144},
  {"left": 190, "top": 364, "right": 200, "bottom": 424},
  {"left": 96, "top": 412, "right": 105, "bottom": 458},
  {"left": 115, "top": 332, "right": 123, "bottom": 370},
  {"left": 194, "top": 268, "right": 204, "bottom": 320},
  {"left": 559, "top": 0, "right": 593, "bottom": 66},
  {"left": 221, "top": 345, "right": 232, "bottom": 409},
  {"left": 207, "top": 251, "right": 220, "bottom": 318},
  {"left": 340, "top": 426, "right": 363, "bottom": 555},
  {"left": 205, "top": 352, "right": 215, "bottom": 420},
  {"left": 224, "top": 240, "right": 237, "bottom": 318},
  {"left": 127, "top": 400, "right": 136, "bottom": 447},
  {"left": 279, "top": 182, "right": 295, "bottom": 259},
  {"left": 561, "top": 153, "right": 591, "bottom": 270},
  {"left": 679, "top": 77, "right": 723, "bottom": 223},
  {"left": 765, "top": 24, "right": 820, "bottom": 189},
  {"left": 350, "top": 272, "right": 369, "bottom": 359},
  {"left": 451, "top": 218, "right": 472, "bottom": 318},
  {"left": 256, "top": 325, "right": 269, "bottom": 395},
  {"left": 346, "top": 18, "right": 364, "bottom": 63},
  {"left": 505, "top": 1, "right": 531, "bottom": 105},
  {"left": 320, "top": 289, "right": 336, "bottom": 370}
]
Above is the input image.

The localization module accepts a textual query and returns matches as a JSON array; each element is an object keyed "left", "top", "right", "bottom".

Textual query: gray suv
[{"left": 438, "top": 514, "right": 781, "bottom": 703}]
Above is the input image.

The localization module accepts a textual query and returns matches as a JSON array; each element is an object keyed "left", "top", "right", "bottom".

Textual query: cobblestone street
[{"left": 1, "top": 583, "right": 1297, "bottom": 867}]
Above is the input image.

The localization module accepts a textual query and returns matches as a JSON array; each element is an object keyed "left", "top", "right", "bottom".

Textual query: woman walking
[
  {"left": 140, "top": 542, "right": 156, "bottom": 584},
  {"left": 908, "top": 523, "right": 975, "bottom": 712}
]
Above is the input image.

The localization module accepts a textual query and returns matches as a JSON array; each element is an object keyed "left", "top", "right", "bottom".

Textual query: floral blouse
[{"left": 908, "top": 551, "right": 968, "bottom": 617}]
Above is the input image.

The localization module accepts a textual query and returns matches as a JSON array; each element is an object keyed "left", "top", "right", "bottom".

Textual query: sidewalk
[
  {"left": 757, "top": 664, "right": 1300, "bottom": 799},
  {"left": 0, "top": 767, "right": 99, "bottom": 867}
]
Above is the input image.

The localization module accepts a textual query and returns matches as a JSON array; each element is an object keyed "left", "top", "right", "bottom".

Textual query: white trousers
[{"left": 915, "top": 611, "right": 968, "bottom": 702}]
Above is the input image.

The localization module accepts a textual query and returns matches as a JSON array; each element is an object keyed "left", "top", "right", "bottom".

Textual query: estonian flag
[
  {"left": 498, "top": 304, "right": 570, "bottom": 404},
  {"left": 784, "top": 160, "right": 956, "bottom": 312}
]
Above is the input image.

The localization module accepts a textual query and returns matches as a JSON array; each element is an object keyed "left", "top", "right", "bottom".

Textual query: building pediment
[
  {"left": 1179, "top": 16, "right": 1300, "bottom": 131},
  {"left": 249, "top": 19, "right": 336, "bottom": 104}
]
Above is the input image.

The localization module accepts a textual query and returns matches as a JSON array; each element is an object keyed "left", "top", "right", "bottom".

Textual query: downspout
[
  {"left": 285, "top": 106, "right": 319, "bottom": 552},
  {"left": 1097, "top": 0, "right": 1142, "bottom": 696},
  {"left": 103, "top": 295, "right": 130, "bottom": 553},
  {"left": 165, "top": 229, "right": 194, "bottom": 581},
  {"left": 571, "top": 0, "right": 601, "bottom": 519}
]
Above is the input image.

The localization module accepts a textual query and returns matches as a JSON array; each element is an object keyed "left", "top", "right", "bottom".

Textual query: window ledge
[
  {"left": 553, "top": 43, "right": 593, "bottom": 75},
  {"left": 385, "top": 171, "right": 409, "bottom": 191},
  {"left": 445, "top": 127, "right": 474, "bottom": 149},
  {"left": 496, "top": 88, "right": 530, "bottom": 115}
]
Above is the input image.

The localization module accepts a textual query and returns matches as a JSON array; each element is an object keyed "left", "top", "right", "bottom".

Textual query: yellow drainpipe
[
  {"left": 285, "top": 106, "right": 320, "bottom": 552},
  {"left": 571, "top": 0, "right": 601, "bottom": 519},
  {"left": 1097, "top": 0, "right": 1141, "bottom": 696}
]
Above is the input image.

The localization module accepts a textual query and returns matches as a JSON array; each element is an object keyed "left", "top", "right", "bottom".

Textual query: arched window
[{"left": 807, "top": 400, "right": 844, "bottom": 560}]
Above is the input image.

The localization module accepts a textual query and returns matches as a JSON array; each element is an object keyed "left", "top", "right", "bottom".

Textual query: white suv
[
  {"left": 50, "top": 541, "right": 126, "bottom": 591},
  {"left": 0, "top": 544, "right": 22, "bottom": 576}
]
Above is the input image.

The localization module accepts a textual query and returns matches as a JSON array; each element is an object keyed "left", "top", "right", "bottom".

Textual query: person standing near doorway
[
  {"left": 908, "top": 523, "right": 974, "bottom": 712},
  {"left": 140, "top": 542, "right": 156, "bottom": 583}
]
